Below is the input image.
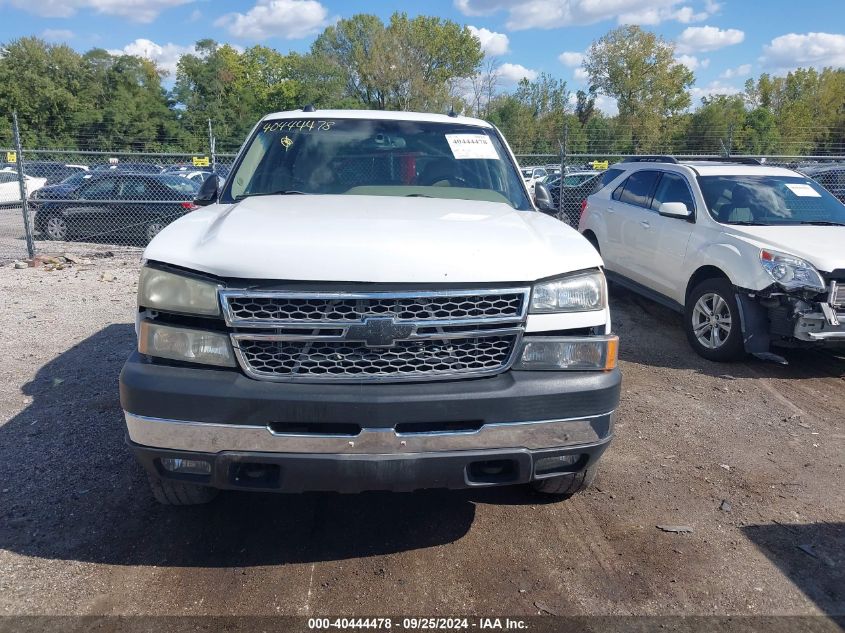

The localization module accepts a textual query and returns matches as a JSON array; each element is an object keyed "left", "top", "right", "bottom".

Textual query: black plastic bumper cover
[{"left": 120, "top": 352, "right": 621, "bottom": 428}]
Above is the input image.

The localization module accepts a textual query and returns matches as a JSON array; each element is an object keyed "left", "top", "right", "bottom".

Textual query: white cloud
[
  {"left": 454, "top": 0, "right": 718, "bottom": 30},
  {"left": 595, "top": 94, "right": 618, "bottom": 115},
  {"left": 41, "top": 29, "right": 75, "bottom": 42},
  {"left": 558, "top": 51, "right": 583, "bottom": 66},
  {"left": 720, "top": 63, "right": 751, "bottom": 79},
  {"left": 467, "top": 25, "right": 510, "bottom": 56},
  {"left": 108, "top": 39, "right": 197, "bottom": 77},
  {"left": 215, "top": 0, "right": 329, "bottom": 40},
  {"left": 690, "top": 80, "right": 741, "bottom": 100},
  {"left": 573, "top": 67, "right": 589, "bottom": 81},
  {"left": 760, "top": 32, "right": 845, "bottom": 72},
  {"left": 676, "top": 25, "right": 744, "bottom": 53},
  {"left": 7, "top": 0, "right": 192, "bottom": 22},
  {"left": 676, "top": 54, "right": 709, "bottom": 71},
  {"left": 498, "top": 62, "right": 538, "bottom": 82},
  {"left": 619, "top": 4, "right": 707, "bottom": 26}
]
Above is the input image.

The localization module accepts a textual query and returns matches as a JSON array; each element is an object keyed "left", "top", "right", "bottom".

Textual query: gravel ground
[{"left": 0, "top": 252, "right": 843, "bottom": 620}]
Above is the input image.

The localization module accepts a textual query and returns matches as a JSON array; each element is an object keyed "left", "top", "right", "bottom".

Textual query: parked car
[
  {"left": 520, "top": 166, "right": 548, "bottom": 195},
  {"left": 33, "top": 172, "right": 200, "bottom": 244},
  {"left": 579, "top": 156, "right": 845, "bottom": 361},
  {"left": 163, "top": 164, "right": 225, "bottom": 186},
  {"left": 91, "top": 162, "right": 163, "bottom": 174},
  {"left": 119, "top": 108, "right": 621, "bottom": 505},
  {"left": 18, "top": 161, "right": 88, "bottom": 185},
  {"left": 0, "top": 169, "right": 46, "bottom": 207},
  {"left": 800, "top": 164, "right": 845, "bottom": 204},
  {"left": 544, "top": 170, "right": 617, "bottom": 220},
  {"left": 28, "top": 172, "right": 93, "bottom": 209}
]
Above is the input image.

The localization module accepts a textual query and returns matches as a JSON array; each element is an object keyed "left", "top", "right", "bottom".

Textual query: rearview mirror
[
  {"left": 658, "top": 201, "right": 692, "bottom": 219},
  {"left": 194, "top": 173, "right": 219, "bottom": 206},
  {"left": 534, "top": 183, "right": 557, "bottom": 215}
]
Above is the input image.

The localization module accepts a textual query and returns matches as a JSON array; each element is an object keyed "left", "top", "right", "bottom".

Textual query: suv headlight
[
  {"left": 759, "top": 249, "right": 825, "bottom": 292},
  {"left": 530, "top": 270, "right": 606, "bottom": 313},
  {"left": 138, "top": 266, "right": 221, "bottom": 316}
]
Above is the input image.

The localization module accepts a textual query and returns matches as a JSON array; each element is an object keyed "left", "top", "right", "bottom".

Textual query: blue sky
[{"left": 2, "top": 0, "right": 844, "bottom": 112}]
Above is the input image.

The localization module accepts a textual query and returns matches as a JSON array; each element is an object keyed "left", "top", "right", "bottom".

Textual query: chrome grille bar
[{"left": 221, "top": 287, "right": 530, "bottom": 383}]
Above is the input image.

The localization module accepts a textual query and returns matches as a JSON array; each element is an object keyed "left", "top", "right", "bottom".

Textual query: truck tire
[
  {"left": 684, "top": 278, "right": 745, "bottom": 362},
  {"left": 530, "top": 463, "right": 597, "bottom": 498},
  {"left": 146, "top": 472, "right": 218, "bottom": 505}
]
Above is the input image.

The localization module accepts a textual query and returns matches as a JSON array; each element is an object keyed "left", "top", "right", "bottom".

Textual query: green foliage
[
  {"left": 0, "top": 23, "right": 842, "bottom": 158},
  {"left": 583, "top": 25, "right": 694, "bottom": 152},
  {"left": 311, "top": 12, "right": 482, "bottom": 111}
]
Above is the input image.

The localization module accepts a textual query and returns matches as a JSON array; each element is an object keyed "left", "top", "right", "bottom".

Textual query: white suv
[{"left": 579, "top": 156, "right": 845, "bottom": 362}]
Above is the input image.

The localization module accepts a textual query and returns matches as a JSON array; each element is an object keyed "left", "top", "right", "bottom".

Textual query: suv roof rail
[
  {"left": 682, "top": 156, "right": 762, "bottom": 165},
  {"left": 622, "top": 156, "right": 679, "bottom": 164}
]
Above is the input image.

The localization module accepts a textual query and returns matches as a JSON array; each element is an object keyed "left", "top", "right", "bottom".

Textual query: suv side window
[
  {"left": 651, "top": 172, "right": 695, "bottom": 214},
  {"left": 597, "top": 168, "right": 625, "bottom": 193},
  {"left": 617, "top": 170, "right": 660, "bottom": 208}
]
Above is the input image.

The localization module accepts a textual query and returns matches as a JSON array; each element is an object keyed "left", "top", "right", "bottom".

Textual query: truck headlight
[
  {"left": 759, "top": 249, "right": 825, "bottom": 292},
  {"left": 138, "top": 266, "right": 221, "bottom": 316},
  {"left": 139, "top": 321, "right": 235, "bottom": 367},
  {"left": 530, "top": 270, "right": 606, "bottom": 313},
  {"left": 514, "top": 335, "right": 618, "bottom": 371}
]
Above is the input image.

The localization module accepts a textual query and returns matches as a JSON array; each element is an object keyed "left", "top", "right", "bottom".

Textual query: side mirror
[
  {"left": 194, "top": 173, "right": 219, "bottom": 206},
  {"left": 658, "top": 201, "right": 692, "bottom": 219},
  {"left": 534, "top": 182, "right": 557, "bottom": 214}
]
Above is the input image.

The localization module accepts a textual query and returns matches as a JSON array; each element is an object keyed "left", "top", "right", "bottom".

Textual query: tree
[
  {"left": 468, "top": 58, "right": 500, "bottom": 118},
  {"left": 575, "top": 87, "right": 597, "bottom": 126},
  {"left": 0, "top": 38, "right": 87, "bottom": 147},
  {"left": 686, "top": 95, "right": 747, "bottom": 154},
  {"left": 583, "top": 25, "right": 693, "bottom": 151},
  {"left": 311, "top": 12, "right": 482, "bottom": 111}
]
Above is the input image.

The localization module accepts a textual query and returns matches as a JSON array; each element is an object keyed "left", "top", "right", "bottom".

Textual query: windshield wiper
[
  {"left": 795, "top": 221, "right": 845, "bottom": 226},
  {"left": 727, "top": 221, "right": 767, "bottom": 225},
  {"left": 234, "top": 190, "right": 308, "bottom": 200}
]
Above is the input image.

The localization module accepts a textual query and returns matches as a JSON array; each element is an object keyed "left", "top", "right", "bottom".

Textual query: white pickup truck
[{"left": 119, "top": 109, "right": 620, "bottom": 504}]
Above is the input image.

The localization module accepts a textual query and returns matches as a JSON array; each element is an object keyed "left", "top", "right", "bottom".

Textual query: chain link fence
[
  {"left": 514, "top": 153, "right": 845, "bottom": 227},
  {"left": 2, "top": 109, "right": 845, "bottom": 262},
  {"left": 0, "top": 113, "right": 238, "bottom": 261}
]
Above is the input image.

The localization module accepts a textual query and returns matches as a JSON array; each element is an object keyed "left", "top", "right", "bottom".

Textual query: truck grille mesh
[
  {"left": 225, "top": 293, "right": 525, "bottom": 324},
  {"left": 224, "top": 288, "right": 528, "bottom": 382},
  {"left": 236, "top": 335, "right": 517, "bottom": 381}
]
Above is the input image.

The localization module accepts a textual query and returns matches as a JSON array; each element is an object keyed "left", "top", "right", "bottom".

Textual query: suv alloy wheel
[{"left": 684, "top": 278, "right": 745, "bottom": 361}]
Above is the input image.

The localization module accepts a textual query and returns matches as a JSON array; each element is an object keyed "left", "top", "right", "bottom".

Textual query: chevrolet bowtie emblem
[{"left": 345, "top": 317, "right": 414, "bottom": 347}]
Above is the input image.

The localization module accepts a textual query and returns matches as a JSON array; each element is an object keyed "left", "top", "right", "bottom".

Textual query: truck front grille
[
  {"left": 234, "top": 335, "right": 518, "bottom": 381},
  {"left": 222, "top": 291, "right": 526, "bottom": 325},
  {"left": 221, "top": 288, "right": 529, "bottom": 383}
]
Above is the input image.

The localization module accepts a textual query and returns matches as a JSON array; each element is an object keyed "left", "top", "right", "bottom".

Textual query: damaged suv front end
[{"left": 745, "top": 251, "right": 844, "bottom": 348}]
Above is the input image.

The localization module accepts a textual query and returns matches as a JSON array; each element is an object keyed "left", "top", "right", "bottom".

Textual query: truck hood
[
  {"left": 726, "top": 225, "right": 845, "bottom": 273},
  {"left": 144, "top": 194, "right": 601, "bottom": 283}
]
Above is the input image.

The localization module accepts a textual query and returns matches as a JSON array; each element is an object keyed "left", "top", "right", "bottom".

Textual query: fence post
[
  {"left": 559, "top": 122, "right": 569, "bottom": 219},
  {"left": 11, "top": 112, "right": 35, "bottom": 259},
  {"left": 208, "top": 119, "right": 216, "bottom": 171},
  {"left": 727, "top": 123, "right": 734, "bottom": 158}
]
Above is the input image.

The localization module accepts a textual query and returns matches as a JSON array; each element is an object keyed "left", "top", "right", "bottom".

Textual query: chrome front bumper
[{"left": 124, "top": 410, "right": 616, "bottom": 455}]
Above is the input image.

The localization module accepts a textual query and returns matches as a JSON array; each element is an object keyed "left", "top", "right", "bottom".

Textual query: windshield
[
  {"left": 222, "top": 118, "right": 531, "bottom": 210},
  {"left": 699, "top": 175, "right": 845, "bottom": 225}
]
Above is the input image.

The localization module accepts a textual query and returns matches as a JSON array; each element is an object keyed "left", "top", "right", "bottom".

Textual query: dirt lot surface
[{"left": 0, "top": 252, "right": 843, "bottom": 620}]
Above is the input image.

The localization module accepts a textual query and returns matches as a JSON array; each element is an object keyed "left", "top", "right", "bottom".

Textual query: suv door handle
[{"left": 640, "top": 220, "right": 650, "bottom": 228}]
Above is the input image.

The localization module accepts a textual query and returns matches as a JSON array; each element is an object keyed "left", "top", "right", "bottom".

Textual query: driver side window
[{"left": 651, "top": 172, "right": 695, "bottom": 214}]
